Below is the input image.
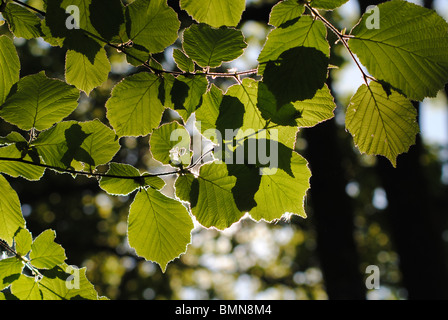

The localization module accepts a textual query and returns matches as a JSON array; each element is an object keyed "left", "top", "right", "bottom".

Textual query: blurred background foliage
[{"left": 1, "top": 0, "right": 448, "bottom": 300}]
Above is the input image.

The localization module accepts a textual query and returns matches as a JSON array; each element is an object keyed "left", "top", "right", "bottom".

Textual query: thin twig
[
  {"left": 0, "top": 157, "right": 181, "bottom": 179},
  {"left": 305, "top": 4, "right": 373, "bottom": 85}
]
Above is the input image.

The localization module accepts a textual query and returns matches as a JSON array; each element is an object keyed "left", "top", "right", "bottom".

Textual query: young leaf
[
  {"left": 65, "top": 47, "right": 111, "bottom": 95},
  {"left": 0, "top": 71, "right": 80, "bottom": 131},
  {"left": 349, "top": 0, "right": 448, "bottom": 101},
  {"left": 10, "top": 275, "right": 42, "bottom": 300},
  {"left": 125, "top": 0, "right": 180, "bottom": 54},
  {"left": 0, "top": 36, "right": 20, "bottom": 105},
  {"left": 183, "top": 23, "right": 247, "bottom": 68},
  {"left": 310, "top": 0, "right": 349, "bottom": 10},
  {"left": 345, "top": 82, "right": 419, "bottom": 167},
  {"left": 173, "top": 49, "right": 195, "bottom": 73},
  {"left": 269, "top": 0, "right": 305, "bottom": 27},
  {"left": 0, "top": 257, "right": 23, "bottom": 291},
  {"left": 127, "top": 188, "right": 194, "bottom": 272},
  {"left": 190, "top": 162, "right": 244, "bottom": 230},
  {"left": 2, "top": 3, "right": 43, "bottom": 39},
  {"left": 106, "top": 72, "right": 165, "bottom": 137},
  {"left": 0, "top": 175, "right": 25, "bottom": 245},
  {"left": 29, "top": 229, "right": 66, "bottom": 269},
  {"left": 180, "top": 0, "right": 245, "bottom": 28},
  {"left": 99, "top": 163, "right": 165, "bottom": 196},
  {"left": 150, "top": 121, "right": 192, "bottom": 167}
]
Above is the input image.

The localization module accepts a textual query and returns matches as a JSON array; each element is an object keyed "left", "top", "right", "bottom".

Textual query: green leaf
[
  {"left": 249, "top": 145, "right": 311, "bottom": 221},
  {"left": 345, "top": 82, "right": 419, "bottom": 167},
  {"left": 173, "top": 49, "right": 195, "bottom": 73},
  {"left": 183, "top": 23, "right": 247, "bottom": 68},
  {"left": 258, "top": 15, "right": 330, "bottom": 73},
  {"left": 44, "top": 0, "right": 104, "bottom": 58},
  {"left": 0, "top": 132, "right": 27, "bottom": 145},
  {"left": 310, "top": 0, "right": 349, "bottom": 10},
  {"left": 65, "top": 47, "right": 111, "bottom": 95},
  {"left": 10, "top": 275, "right": 42, "bottom": 300},
  {"left": 99, "top": 163, "right": 165, "bottom": 196},
  {"left": 175, "top": 173, "right": 195, "bottom": 202},
  {"left": 180, "top": 0, "right": 245, "bottom": 28},
  {"left": 39, "top": 264, "right": 100, "bottom": 300},
  {"left": 225, "top": 78, "right": 299, "bottom": 148},
  {"left": 349, "top": 0, "right": 448, "bottom": 100},
  {"left": 257, "top": 83, "right": 336, "bottom": 128},
  {"left": 30, "top": 229, "right": 66, "bottom": 269},
  {"left": 32, "top": 120, "right": 120, "bottom": 172},
  {"left": 190, "top": 162, "right": 243, "bottom": 230},
  {"left": 0, "top": 36, "right": 20, "bottom": 106},
  {"left": 14, "top": 227, "right": 32, "bottom": 257},
  {"left": 0, "top": 257, "right": 23, "bottom": 291},
  {"left": 169, "top": 75, "right": 208, "bottom": 120},
  {"left": 258, "top": 16, "right": 329, "bottom": 104},
  {"left": 269, "top": 0, "right": 305, "bottom": 27},
  {"left": 0, "top": 143, "right": 46, "bottom": 181},
  {"left": 0, "top": 71, "right": 80, "bottom": 131},
  {"left": 126, "top": 0, "right": 180, "bottom": 54},
  {"left": 106, "top": 72, "right": 165, "bottom": 137},
  {"left": 195, "top": 84, "right": 223, "bottom": 135},
  {"left": 128, "top": 188, "right": 194, "bottom": 272},
  {"left": 0, "top": 175, "right": 24, "bottom": 245},
  {"left": 150, "top": 121, "right": 191, "bottom": 167},
  {"left": 2, "top": 3, "right": 43, "bottom": 39}
]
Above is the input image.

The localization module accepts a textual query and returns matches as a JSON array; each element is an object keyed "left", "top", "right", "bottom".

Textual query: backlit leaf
[
  {"left": 128, "top": 188, "right": 194, "bottom": 272},
  {"left": 345, "top": 82, "right": 419, "bottom": 167}
]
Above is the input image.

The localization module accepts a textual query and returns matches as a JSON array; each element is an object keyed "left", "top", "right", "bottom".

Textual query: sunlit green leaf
[
  {"left": 183, "top": 23, "right": 247, "bottom": 68},
  {"left": 269, "top": 0, "right": 304, "bottom": 27},
  {"left": 99, "top": 163, "right": 165, "bottom": 196},
  {"left": 65, "top": 47, "right": 111, "bottom": 95},
  {"left": 0, "top": 143, "right": 46, "bottom": 181},
  {"left": 169, "top": 75, "right": 208, "bottom": 120},
  {"left": 2, "top": 3, "right": 43, "bottom": 39},
  {"left": 14, "top": 227, "right": 32, "bottom": 257},
  {"left": 106, "top": 72, "right": 165, "bottom": 137},
  {"left": 10, "top": 275, "right": 42, "bottom": 300},
  {"left": 249, "top": 145, "right": 311, "bottom": 221},
  {"left": 173, "top": 49, "right": 195, "bottom": 73},
  {"left": 190, "top": 162, "right": 243, "bottom": 230},
  {"left": 126, "top": 0, "right": 180, "bottom": 54},
  {"left": 180, "top": 0, "right": 245, "bottom": 28},
  {"left": 0, "top": 257, "right": 23, "bottom": 291},
  {"left": 128, "top": 188, "right": 194, "bottom": 272},
  {"left": 0, "top": 71, "right": 80, "bottom": 131},
  {"left": 349, "top": 0, "right": 448, "bottom": 100},
  {"left": 345, "top": 82, "right": 419, "bottom": 167},
  {"left": 0, "top": 175, "right": 24, "bottom": 245},
  {"left": 310, "top": 0, "right": 349, "bottom": 10},
  {"left": 30, "top": 229, "right": 66, "bottom": 269},
  {"left": 0, "top": 36, "right": 20, "bottom": 105},
  {"left": 32, "top": 120, "right": 120, "bottom": 172},
  {"left": 150, "top": 121, "right": 192, "bottom": 167},
  {"left": 39, "top": 263, "right": 100, "bottom": 300}
]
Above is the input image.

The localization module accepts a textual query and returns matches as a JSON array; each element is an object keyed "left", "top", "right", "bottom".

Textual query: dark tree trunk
[
  {"left": 357, "top": 0, "right": 448, "bottom": 299},
  {"left": 304, "top": 119, "right": 366, "bottom": 299}
]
